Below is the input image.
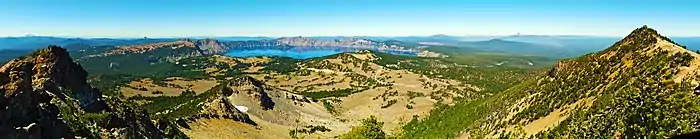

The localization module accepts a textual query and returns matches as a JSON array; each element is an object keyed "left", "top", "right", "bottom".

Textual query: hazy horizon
[
  {"left": 0, "top": 34, "right": 632, "bottom": 39},
  {"left": 1, "top": 0, "right": 699, "bottom": 37}
]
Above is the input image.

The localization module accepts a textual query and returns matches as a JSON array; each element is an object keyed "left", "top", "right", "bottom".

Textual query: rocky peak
[
  {"left": 190, "top": 76, "right": 273, "bottom": 126},
  {"left": 498, "top": 26, "right": 700, "bottom": 138},
  {"left": 603, "top": 25, "right": 686, "bottom": 55},
  {"left": 177, "top": 38, "right": 227, "bottom": 55},
  {"left": 0, "top": 46, "right": 176, "bottom": 138},
  {"left": 0, "top": 45, "right": 104, "bottom": 111},
  {"left": 620, "top": 25, "right": 662, "bottom": 43},
  {"left": 197, "top": 93, "right": 257, "bottom": 125},
  {"left": 227, "top": 76, "right": 274, "bottom": 110},
  {"left": 198, "top": 38, "right": 220, "bottom": 44}
]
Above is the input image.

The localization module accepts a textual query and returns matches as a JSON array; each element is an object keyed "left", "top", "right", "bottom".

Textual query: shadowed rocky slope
[{"left": 0, "top": 46, "right": 184, "bottom": 138}]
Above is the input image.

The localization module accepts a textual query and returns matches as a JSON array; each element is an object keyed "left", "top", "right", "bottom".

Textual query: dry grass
[
  {"left": 636, "top": 37, "right": 700, "bottom": 83},
  {"left": 350, "top": 53, "right": 376, "bottom": 61},
  {"left": 182, "top": 87, "right": 352, "bottom": 138},
  {"left": 120, "top": 77, "right": 219, "bottom": 97},
  {"left": 212, "top": 55, "right": 239, "bottom": 66},
  {"left": 338, "top": 87, "right": 438, "bottom": 134},
  {"left": 181, "top": 118, "right": 289, "bottom": 139},
  {"left": 479, "top": 96, "right": 596, "bottom": 138},
  {"left": 522, "top": 97, "right": 595, "bottom": 135},
  {"left": 250, "top": 56, "right": 470, "bottom": 134},
  {"left": 185, "top": 54, "right": 475, "bottom": 137}
]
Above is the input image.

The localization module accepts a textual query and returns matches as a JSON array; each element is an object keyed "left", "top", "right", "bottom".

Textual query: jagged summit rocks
[
  {"left": 0, "top": 46, "right": 178, "bottom": 139},
  {"left": 0, "top": 45, "right": 103, "bottom": 138},
  {"left": 27, "top": 46, "right": 102, "bottom": 109},
  {"left": 1, "top": 45, "right": 106, "bottom": 110}
]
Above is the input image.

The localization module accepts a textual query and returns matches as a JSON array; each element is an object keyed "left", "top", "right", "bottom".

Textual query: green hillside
[{"left": 402, "top": 26, "right": 700, "bottom": 138}]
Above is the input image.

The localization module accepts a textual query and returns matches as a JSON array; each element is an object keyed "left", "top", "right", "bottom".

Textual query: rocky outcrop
[
  {"left": 228, "top": 76, "right": 275, "bottom": 110},
  {"left": 0, "top": 46, "right": 179, "bottom": 139},
  {"left": 0, "top": 46, "right": 105, "bottom": 111},
  {"left": 0, "top": 46, "right": 102, "bottom": 138},
  {"left": 197, "top": 94, "right": 257, "bottom": 126},
  {"left": 182, "top": 76, "right": 277, "bottom": 126},
  {"left": 186, "top": 38, "right": 228, "bottom": 55},
  {"left": 182, "top": 77, "right": 267, "bottom": 126}
]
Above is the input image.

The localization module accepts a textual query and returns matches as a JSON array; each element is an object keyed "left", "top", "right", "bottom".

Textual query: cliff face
[
  {"left": 191, "top": 76, "right": 272, "bottom": 123},
  {"left": 0, "top": 46, "right": 105, "bottom": 139},
  {"left": 275, "top": 37, "right": 377, "bottom": 47},
  {"left": 0, "top": 46, "right": 181, "bottom": 139},
  {"left": 84, "top": 37, "right": 415, "bottom": 61},
  {"left": 188, "top": 38, "right": 228, "bottom": 55},
  {"left": 1, "top": 45, "right": 104, "bottom": 109},
  {"left": 228, "top": 76, "right": 275, "bottom": 110}
]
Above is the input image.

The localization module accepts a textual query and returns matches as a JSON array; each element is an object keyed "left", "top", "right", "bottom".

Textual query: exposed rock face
[
  {"left": 275, "top": 36, "right": 377, "bottom": 47},
  {"left": 184, "top": 76, "right": 270, "bottom": 126},
  {"left": 184, "top": 76, "right": 277, "bottom": 125},
  {"left": 86, "top": 37, "right": 424, "bottom": 61},
  {"left": 228, "top": 76, "right": 275, "bottom": 110},
  {"left": 187, "top": 38, "right": 228, "bottom": 55},
  {"left": 197, "top": 94, "right": 257, "bottom": 126},
  {"left": 0, "top": 46, "right": 177, "bottom": 138},
  {"left": 0, "top": 46, "right": 104, "bottom": 111}
]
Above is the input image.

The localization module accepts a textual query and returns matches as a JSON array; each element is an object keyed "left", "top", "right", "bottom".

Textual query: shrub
[{"left": 341, "top": 116, "right": 387, "bottom": 139}]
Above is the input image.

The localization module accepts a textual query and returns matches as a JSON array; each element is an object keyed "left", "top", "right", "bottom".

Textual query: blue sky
[{"left": 0, "top": 0, "right": 698, "bottom": 37}]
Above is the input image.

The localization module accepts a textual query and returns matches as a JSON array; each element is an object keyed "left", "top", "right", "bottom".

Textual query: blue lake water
[
  {"left": 225, "top": 48, "right": 344, "bottom": 59},
  {"left": 224, "top": 47, "right": 416, "bottom": 59}
]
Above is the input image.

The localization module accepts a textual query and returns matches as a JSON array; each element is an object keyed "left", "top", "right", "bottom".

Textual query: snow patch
[{"left": 234, "top": 105, "right": 249, "bottom": 112}]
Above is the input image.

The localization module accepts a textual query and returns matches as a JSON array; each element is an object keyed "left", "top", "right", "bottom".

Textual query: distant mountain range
[
  {"left": 403, "top": 26, "right": 700, "bottom": 138},
  {"left": 400, "top": 34, "right": 700, "bottom": 58},
  {"left": 60, "top": 37, "right": 426, "bottom": 65},
  {"left": 4, "top": 26, "right": 700, "bottom": 138},
  {"left": 489, "top": 26, "right": 700, "bottom": 137},
  {"left": 0, "top": 36, "right": 174, "bottom": 50},
  {"left": 2, "top": 35, "right": 699, "bottom": 61}
]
